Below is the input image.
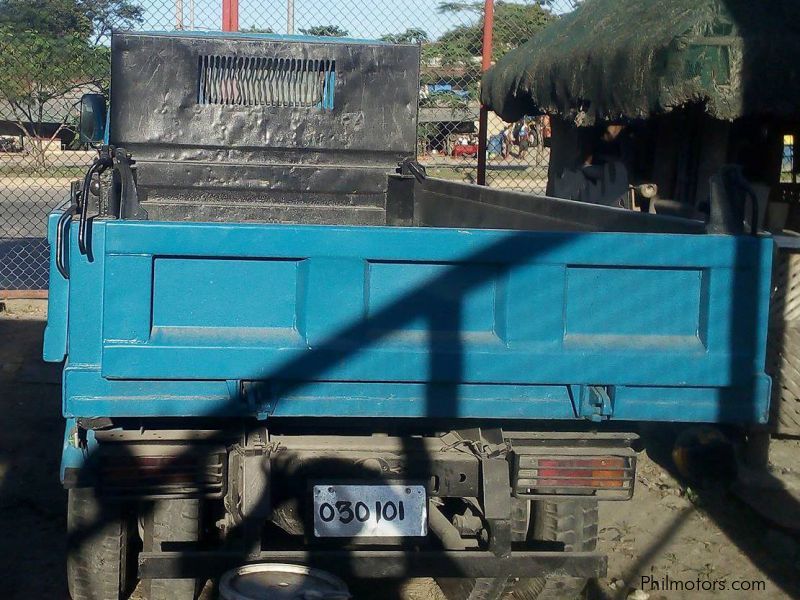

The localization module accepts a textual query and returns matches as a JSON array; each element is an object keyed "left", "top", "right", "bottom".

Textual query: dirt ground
[{"left": 1, "top": 300, "right": 799, "bottom": 600}]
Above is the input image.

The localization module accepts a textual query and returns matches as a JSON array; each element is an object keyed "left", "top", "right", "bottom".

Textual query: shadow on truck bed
[
  {"left": 2, "top": 300, "right": 800, "bottom": 599},
  {"left": 6, "top": 4, "right": 800, "bottom": 594},
  {"left": 3, "top": 208, "right": 800, "bottom": 600}
]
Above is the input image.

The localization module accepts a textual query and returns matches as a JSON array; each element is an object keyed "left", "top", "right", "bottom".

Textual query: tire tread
[
  {"left": 67, "top": 488, "right": 131, "bottom": 600},
  {"left": 144, "top": 499, "right": 201, "bottom": 600}
]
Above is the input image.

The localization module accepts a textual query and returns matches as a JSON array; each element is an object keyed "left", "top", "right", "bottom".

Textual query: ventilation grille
[{"left": 198, "top": 55, "right": 335, "bottom": 108}]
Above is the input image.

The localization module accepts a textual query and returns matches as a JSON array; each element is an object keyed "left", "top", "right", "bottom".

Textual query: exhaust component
[{"left": 428, "top": 501, "right": 479, "bottom": 550}]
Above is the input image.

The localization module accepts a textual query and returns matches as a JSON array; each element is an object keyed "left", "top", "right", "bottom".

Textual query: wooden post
[
  {"left": 476, "top": 0, "right": 494, "bottom": 186},
  {"left": 222, "top": 0, "right": 239, "bottom": 32}
]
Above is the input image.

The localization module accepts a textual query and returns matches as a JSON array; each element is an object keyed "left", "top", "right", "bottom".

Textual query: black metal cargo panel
[
  {"left": 110, "top": 31, "right": 419, "bottom": 162},
  {"left": 108, "top": 31, "right": 420, "bottom": 225}
]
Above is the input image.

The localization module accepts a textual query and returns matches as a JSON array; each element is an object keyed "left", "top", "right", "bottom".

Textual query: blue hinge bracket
[{"left": 572, "top": 385, "right": 615, "bottom": 422}]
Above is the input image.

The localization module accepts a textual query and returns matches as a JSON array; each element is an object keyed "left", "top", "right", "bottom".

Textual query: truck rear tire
[
  {"left": 67, "top": 488, "right": 136, "bottom": 600},
  {"left": 524, "top": 498, "right": 598, "bottom": 599},
  {"left": 437, "top": 498, "right": 598, "bottom": 600},
  {"left": 142, "top": 499, "right": 201, "bottom": 600}
]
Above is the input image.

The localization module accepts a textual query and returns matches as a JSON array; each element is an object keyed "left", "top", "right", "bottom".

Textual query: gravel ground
[{"left": 1, "top": 300, "right": 799, "bottom": 599}]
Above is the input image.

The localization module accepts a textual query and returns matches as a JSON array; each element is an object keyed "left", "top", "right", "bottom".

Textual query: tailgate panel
[
  {"left": 152, "top": 257, "right": 300, "bottom": 330},
  {"left": 98, "top": 221, "right": 770, "bottom": 393}
]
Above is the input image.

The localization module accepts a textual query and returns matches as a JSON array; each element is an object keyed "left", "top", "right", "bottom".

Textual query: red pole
[
  {"left": 222, "top": 0, "right": 239, "bottom": 31},
  {"left": 476, "top": 0, "right": 494, "bottom": 186}
]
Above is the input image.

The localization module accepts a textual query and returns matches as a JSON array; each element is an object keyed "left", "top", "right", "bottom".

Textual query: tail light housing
[
  {"left": 97, "top": 443, "right": 227, "bottom": 499},
  {"left": 512, "top": 438, "right": 636, "bottom": 500}
]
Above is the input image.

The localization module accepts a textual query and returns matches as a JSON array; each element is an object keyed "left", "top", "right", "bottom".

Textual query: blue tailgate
[{"left": 46, "top": 218, "right": 773, "bottom": 424}]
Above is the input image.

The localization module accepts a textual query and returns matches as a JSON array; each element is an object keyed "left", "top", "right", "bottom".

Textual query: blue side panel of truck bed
[
  {"left": 45, "top": 217, "right": 773, "bottom": 424},
  {"left": 44, "top": 211, "right": 69, "bottom": 362}
]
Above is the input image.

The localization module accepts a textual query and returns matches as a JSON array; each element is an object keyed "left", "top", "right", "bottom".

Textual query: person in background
[
  {"left": 502, "top": 124, "right": 514, "bottom": 159},
  {"left": 487, "top": 131, "right": 503, "bottom": 159},
  {"left": 540, "top": 114, "right": 552, "bottom": 148},
  {"left": 528, "top": 123, "right": 539, "bottom": 149},
  {"left": 551, "top": 123, "right": 630, "bottom": 207},
  {"left": 518, "top": 120, "right": 530, "bottom": 159}
]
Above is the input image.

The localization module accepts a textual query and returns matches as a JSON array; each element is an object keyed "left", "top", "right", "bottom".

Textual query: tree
[
  {"left": 0, "top": 0, "right": 142, "bottom": 42},
  {"left": 380, "top": 28, "right": 429, "bottom": 44},
  {"left": 0, "top": 28, "right": 105, "bottom": 168},
  {"left": 0, "top": 0, "right": 142, "bottom": 168},
  {"left": 439, "top": 0, "right": 579, "bottom": 9},
  {"left": 428, "top": 1, "right": 553, "bottom": 64},
  {"left": 243, "top": 26, "right": 275, "bottom": 34},
  {"left": 0, "top": 0, "right": 90, "bottom": 37},
  {"left": 299, "top": 25, "right": 350, "bottom": 37},
  {"left": 77, "top": 0, "right": 144, "bottom": 43},
  {"left": 540, "top": 0, "right": 582, "bottom": 7}
]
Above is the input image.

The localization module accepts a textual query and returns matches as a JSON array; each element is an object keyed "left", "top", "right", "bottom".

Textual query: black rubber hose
[
  {"left": 55, "top": 204, "right": 78, "bottom": 279},
  {"left": 77, "top": 161, "right": 100, "bottom": 255}
]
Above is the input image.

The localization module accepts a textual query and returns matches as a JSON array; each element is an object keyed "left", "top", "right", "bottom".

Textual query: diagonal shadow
[
  {"left": 692, "top": 1, "right": 800, "bottom": 597},
  {"left": 49, "top": 199, "right": 783, "bottom": 599},
  {"left": 42, "top": 139, "right": 786, "bottom": 600},
  {"left": 630, "top": 3, "right": 800, "bottom": 597},
  {"left": 54, "top": 10, "right": 800, "bottom": 587},
  {"left": 62, "top": 226, "right": 579, "bottom": 596}
]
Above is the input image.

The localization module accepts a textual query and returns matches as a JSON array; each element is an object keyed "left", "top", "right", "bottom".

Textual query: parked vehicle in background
[{"left": 0, "top": 135, "right": 22, "bottom": 152}]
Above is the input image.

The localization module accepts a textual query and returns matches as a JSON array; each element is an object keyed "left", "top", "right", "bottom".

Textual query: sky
[{"left": 137, "top": 0, "right": 575, "bottom": 41}]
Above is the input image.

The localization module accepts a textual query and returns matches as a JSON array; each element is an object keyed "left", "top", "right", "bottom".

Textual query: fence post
[
  {"left": 476, "top": 0, "right": 494, "bottom": 186},
  {"left": 287, "top": 0, "right": 295, "bottom": 33},
  {"left": 222, "top": 0, "right": 239, "bottom": 31}
]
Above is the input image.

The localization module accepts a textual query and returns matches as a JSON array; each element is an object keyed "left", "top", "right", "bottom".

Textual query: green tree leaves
[
  {"left": 299, "top": 25, "right": 350, "bottom": 37},
  {"left": 381, "top": 28, "right": 429, "bottom": 44},
  {"left": 429, "top": 1, "right": 553, "bottom": 64},
  {"left": 0, "top": 0, "right": 142, "bottom": 41},
  {"left": 0, "top": 0, "right": 141, "bottom": 167}
]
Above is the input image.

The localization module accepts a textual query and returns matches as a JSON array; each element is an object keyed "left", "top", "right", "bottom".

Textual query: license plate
[{"left": 313, "top": 484, "right": 427, "bottom": 538}]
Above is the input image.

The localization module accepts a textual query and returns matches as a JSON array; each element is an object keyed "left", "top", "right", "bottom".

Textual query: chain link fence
[{"left": 0, "top": 0, "right": 576, "bottom": 292}]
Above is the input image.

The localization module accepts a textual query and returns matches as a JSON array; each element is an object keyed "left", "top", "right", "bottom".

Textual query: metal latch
[
  {"left": 240, "top": 381, "right": 273, "bottom": 420},
  {"left": 574, "top": 385, "right": 614, "bottom": 422}
]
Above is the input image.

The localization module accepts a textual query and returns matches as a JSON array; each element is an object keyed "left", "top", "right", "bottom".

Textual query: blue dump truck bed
[
  {"left": 45, "top": 204, "right": 774, "bottom": 596},
  {"left": 47, "top": 31, "right": 775, "bottom": 600},
  {"left": 45, "top": 217, "right": 772, "bottom": 424}
]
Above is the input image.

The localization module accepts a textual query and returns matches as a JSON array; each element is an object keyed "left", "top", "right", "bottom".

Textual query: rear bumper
[
  {"left": 139, "top": 549, "right": 607, "bottom": 580},
  {"left": 64, "top": 428, "right": 637, "bottom": 502}
]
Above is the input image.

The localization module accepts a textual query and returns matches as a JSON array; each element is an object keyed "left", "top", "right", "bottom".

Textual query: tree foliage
[
  {"left": 299, "top": 25, "right": 350, "bottom": 37},
  {"left": 0, "top": 0, "right": 142, "bottom": 167},
  {"left": 0, "top": 0, "right": 142, "bottom": 41},
  {"left": 380, "top": 28, "right": 429, "bottom": 44},
  {"left": 0, "top": 28, "right": 106, "bottom": 165},
  {"left": 243, "top": 26, "right": 275, "bottom": 34},
  {"left": 427, "top": 1, "right": 553, "bottom": 64},
  {"left": 0, "top": 0, "right": 89, "bottom": 36},
  {"left": 77, "top": 0, "right": 144, "bottom": 42}
]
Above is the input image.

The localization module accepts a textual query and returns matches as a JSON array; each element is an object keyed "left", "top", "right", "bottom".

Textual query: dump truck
[{"left": 44, "top": 31, "right": 773, "bottom": 600}]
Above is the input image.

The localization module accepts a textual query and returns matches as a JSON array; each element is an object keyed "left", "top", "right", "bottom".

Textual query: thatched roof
[{"left": 481, "top": 0, "right": 800, "bottom": 124}]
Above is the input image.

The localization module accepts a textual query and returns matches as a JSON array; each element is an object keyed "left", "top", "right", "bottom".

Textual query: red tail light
[
  {"left": 514, "top": 453, "right": 635, "bottom": 500},
  {"left": 536, "top": 457, "right": 627, "bottom": 488}
]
